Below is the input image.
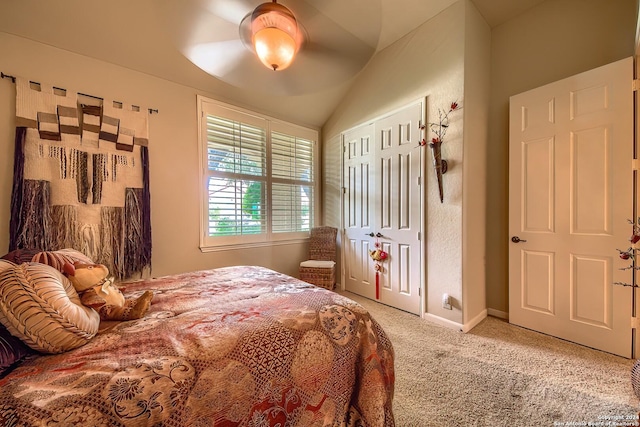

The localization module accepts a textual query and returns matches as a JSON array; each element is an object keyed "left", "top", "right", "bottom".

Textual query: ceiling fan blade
[
  {"left": 199, "top": 0, "right": 259, "bottom": 26},
  {"left": 187, "top": 39, "right": 250, "bottom": 78},
  {"left": 154, "top": 0, "right": 241, "bottom": 49},
  {"left": 153, "top": 0, "right": 383, "bottom": 96}
]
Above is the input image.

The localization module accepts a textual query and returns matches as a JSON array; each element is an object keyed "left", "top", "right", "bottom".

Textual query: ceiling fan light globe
[
  {"left": 252, "top": 8, "right": 296, "bottom": 35},
  {"left": 254, "top": 28, "right": 296, "bottom": 71},
  {"left": 250, "top": 2, "right": 299, "bottom": 71}
]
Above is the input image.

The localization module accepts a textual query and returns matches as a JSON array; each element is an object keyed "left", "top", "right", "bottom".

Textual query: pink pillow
[{"left": 31, "top": 249, "right": 94, "bottom": 273}]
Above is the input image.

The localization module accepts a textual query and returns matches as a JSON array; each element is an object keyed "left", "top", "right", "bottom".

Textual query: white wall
[
  {"left": 323, "top": 0, "right": 489, "bottom": 327},
  {"left": 0, "top": 32, "right": 309, "bottom": 279},
  {"left": 461, "top": 2, "right": 491, "bottom": 326}
]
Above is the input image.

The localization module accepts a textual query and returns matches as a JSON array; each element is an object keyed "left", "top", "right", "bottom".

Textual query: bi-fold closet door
[{"left": 342, "top": 100, "right": 424, "bottom": 315}]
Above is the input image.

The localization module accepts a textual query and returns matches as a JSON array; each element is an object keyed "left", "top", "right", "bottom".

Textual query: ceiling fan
[{"left": 154, "top": 0, "right": 382, "bottom": 96}]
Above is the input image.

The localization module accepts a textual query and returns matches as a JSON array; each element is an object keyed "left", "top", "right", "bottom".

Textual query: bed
[{"left": 0, "top": 265, "right": 395, "bottom": 426}]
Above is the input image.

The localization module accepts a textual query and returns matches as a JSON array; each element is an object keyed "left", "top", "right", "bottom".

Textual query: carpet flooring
[{"left": 342, "top": 291, "right": 639, "bottom": 427}]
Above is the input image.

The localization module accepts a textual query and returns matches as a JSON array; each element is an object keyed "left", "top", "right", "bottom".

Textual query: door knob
[
  {"left": 365, "top": 232, "right": 384, "bottom": 238},
  {"left": 511, "top": 236, "right": 527, "bottom": 243}
]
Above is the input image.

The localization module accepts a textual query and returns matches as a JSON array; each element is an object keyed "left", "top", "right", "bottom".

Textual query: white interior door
[
  {"left": 343, "top": 101, "right": 423, "bottom": 315},
  {"left": 508, "top": 57, "right": 634, "bottom": 357}
]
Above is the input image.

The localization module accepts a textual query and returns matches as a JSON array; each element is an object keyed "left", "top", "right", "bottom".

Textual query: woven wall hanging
[{"left": 9, "top": 77, "right": 151, "bottom": 279}]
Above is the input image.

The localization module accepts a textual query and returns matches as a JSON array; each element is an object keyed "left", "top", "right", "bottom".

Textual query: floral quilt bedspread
[{"left": 0, "top": 266, "right": 395, "bottom": 426}]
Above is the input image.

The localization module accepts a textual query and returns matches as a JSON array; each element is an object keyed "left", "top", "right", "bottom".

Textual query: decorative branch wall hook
[{"left": 418, "top": 101, "right": 460, "bottom": 203}]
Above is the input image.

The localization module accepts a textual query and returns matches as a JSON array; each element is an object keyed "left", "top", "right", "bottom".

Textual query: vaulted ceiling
[{"left": 0, "top": 0, "right": 545, "bottom": 127}]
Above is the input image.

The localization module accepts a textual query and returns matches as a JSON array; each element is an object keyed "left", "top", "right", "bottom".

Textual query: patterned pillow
[
  {"left": 1, "top": 248, "right": 42, "bottom": 264},
  {"left": 0, "top": 324, "right": 32, "bottom": 376},
  {"left": 31, "top": 248, "right": 94, "bottom": 273},
  {"left": 0, "top": 260, "right": 100, "bottom": 354}
]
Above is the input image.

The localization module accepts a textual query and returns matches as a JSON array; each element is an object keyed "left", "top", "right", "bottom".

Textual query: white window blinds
[
  {"left": 206, "top": 115, "right": 267, "bottom": 237},
  {"left": 198, "top": 97, "right": 317, "bottom": 248},
  {"left": 271, "top": 131, "right": 314, "bottom": 233}
]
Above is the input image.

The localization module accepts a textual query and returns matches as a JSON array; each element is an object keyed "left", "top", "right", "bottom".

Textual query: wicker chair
[{"left": 299, "top": 226, "right": 338, "bottom": 290}]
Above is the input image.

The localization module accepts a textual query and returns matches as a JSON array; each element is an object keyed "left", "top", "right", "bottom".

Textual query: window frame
[{"left": 197, "top": 95, "right": 319, "bottom": 252}]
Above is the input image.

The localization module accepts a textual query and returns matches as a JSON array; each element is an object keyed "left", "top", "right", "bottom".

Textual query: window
[{"left": 198, "top": 96, "right": 317, "bottom": 250}]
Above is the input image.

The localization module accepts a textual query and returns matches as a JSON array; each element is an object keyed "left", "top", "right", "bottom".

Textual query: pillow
[
  {"left": 31, "top": 248, "right": 94, "bottom": 273},
  {"left": 0, "top": 260, "right": 100, "bottom": 354},
  {"left": 0, "top": 323, "right": 33, "bottom": 376},
  {"left": 1, "top": 248, "right": 41, "bottom": 264},
  {"left": 0, "top": 260, "right": 35, "bottom": 374}
]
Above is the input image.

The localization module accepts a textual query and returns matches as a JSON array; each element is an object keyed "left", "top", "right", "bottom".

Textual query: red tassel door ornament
[{"left": 369, "top": 239, "right": 388, "bottom": 301}]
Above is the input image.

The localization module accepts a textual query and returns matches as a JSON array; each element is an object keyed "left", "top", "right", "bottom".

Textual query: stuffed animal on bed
[{"left": 63, "top": 261, "right": 153, "bottom": 321}]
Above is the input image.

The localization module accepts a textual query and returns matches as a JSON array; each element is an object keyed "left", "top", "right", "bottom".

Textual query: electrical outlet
[{"left": 442, "top": 293, "right": 452, "bottom": 310}]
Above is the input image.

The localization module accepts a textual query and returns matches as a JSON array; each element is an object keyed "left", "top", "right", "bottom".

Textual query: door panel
[
  {"left": 521, "top": 250, "right": 554, "bottom": 314},
  {"left": 571, "top": 254, "right": 610, "bottom": 328},
  {"left": 344, "top": 124, "right": 376, "bottom": 299},
  {"left": 376, "top": 104, "right": 422, "bottom": 314},
  {"left": 522, "top": 137, "right": 554, "bottom": 233},
  {"left": 509, "top": 57, "right": 633, "bottom": 357}
]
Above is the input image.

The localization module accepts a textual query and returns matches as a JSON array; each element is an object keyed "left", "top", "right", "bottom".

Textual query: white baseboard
[
  {"left": 423, "top": 309, "right": 488, "bottom": 333},
  {"left": 423, "top": 313, "right": 464, "bottom": 331},
  {"left": 487, "top": 308, "right": 509, "bottom": 320},
  {"left": 462, "top": 309, "right": 487, "bottom": 332}
]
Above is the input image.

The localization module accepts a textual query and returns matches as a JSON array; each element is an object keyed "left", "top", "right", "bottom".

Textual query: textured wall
[{"left": 323, "top": 1, "right": 470, "bottom": 324}]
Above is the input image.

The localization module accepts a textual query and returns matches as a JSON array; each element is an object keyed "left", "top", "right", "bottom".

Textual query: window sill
[{"left": 199, "top": 238, "right": 309, "bottom": 253}]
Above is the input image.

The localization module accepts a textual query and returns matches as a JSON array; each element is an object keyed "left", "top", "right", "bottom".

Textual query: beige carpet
[{"left": 342, "top": 291, "right": 639, "bottom": 427}]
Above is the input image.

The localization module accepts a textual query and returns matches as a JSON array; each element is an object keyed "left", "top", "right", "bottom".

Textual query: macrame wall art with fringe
[{"left": 9, "top": 77, "right": 152, "bottom": 279}]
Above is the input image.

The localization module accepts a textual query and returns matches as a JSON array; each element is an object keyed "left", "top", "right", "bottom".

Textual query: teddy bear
[{"left": 63, "top": 261, "right": 153, "bottom": 321}]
